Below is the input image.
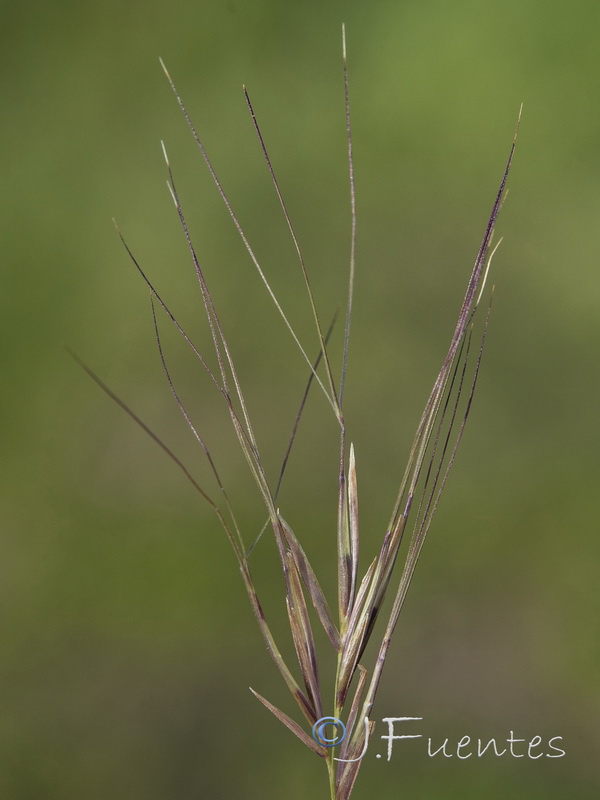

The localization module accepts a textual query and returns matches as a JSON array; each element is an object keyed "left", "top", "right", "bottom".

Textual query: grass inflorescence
[{"left": 83, "top": 27, "right": 519, "bottom": 800}]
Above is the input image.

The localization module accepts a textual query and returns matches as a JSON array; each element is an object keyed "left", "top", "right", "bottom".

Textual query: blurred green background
[{"left": 2, "top": 0, "right": 598, "bottom": 797}]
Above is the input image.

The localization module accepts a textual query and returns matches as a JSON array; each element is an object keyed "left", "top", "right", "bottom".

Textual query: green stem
[
  {"left": 326, "top": 644, "right": 346, "bottom": 800},
  {"left": 327, "top": 750, "right": 336, "bottom": 800}
]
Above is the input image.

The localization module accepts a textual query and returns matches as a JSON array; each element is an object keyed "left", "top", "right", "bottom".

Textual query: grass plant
[{"left": 80, "top": 27, "right": 518, "bottom": 800}]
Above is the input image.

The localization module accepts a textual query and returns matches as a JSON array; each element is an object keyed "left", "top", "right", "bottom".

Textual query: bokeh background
[{"left": 2, "top": 1, "right": 599, "bottom": 797}]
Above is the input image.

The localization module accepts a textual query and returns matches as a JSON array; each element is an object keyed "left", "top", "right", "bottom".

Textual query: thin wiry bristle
[{"left": 162, "top": 61, "right": 339, "bottom": 418}]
